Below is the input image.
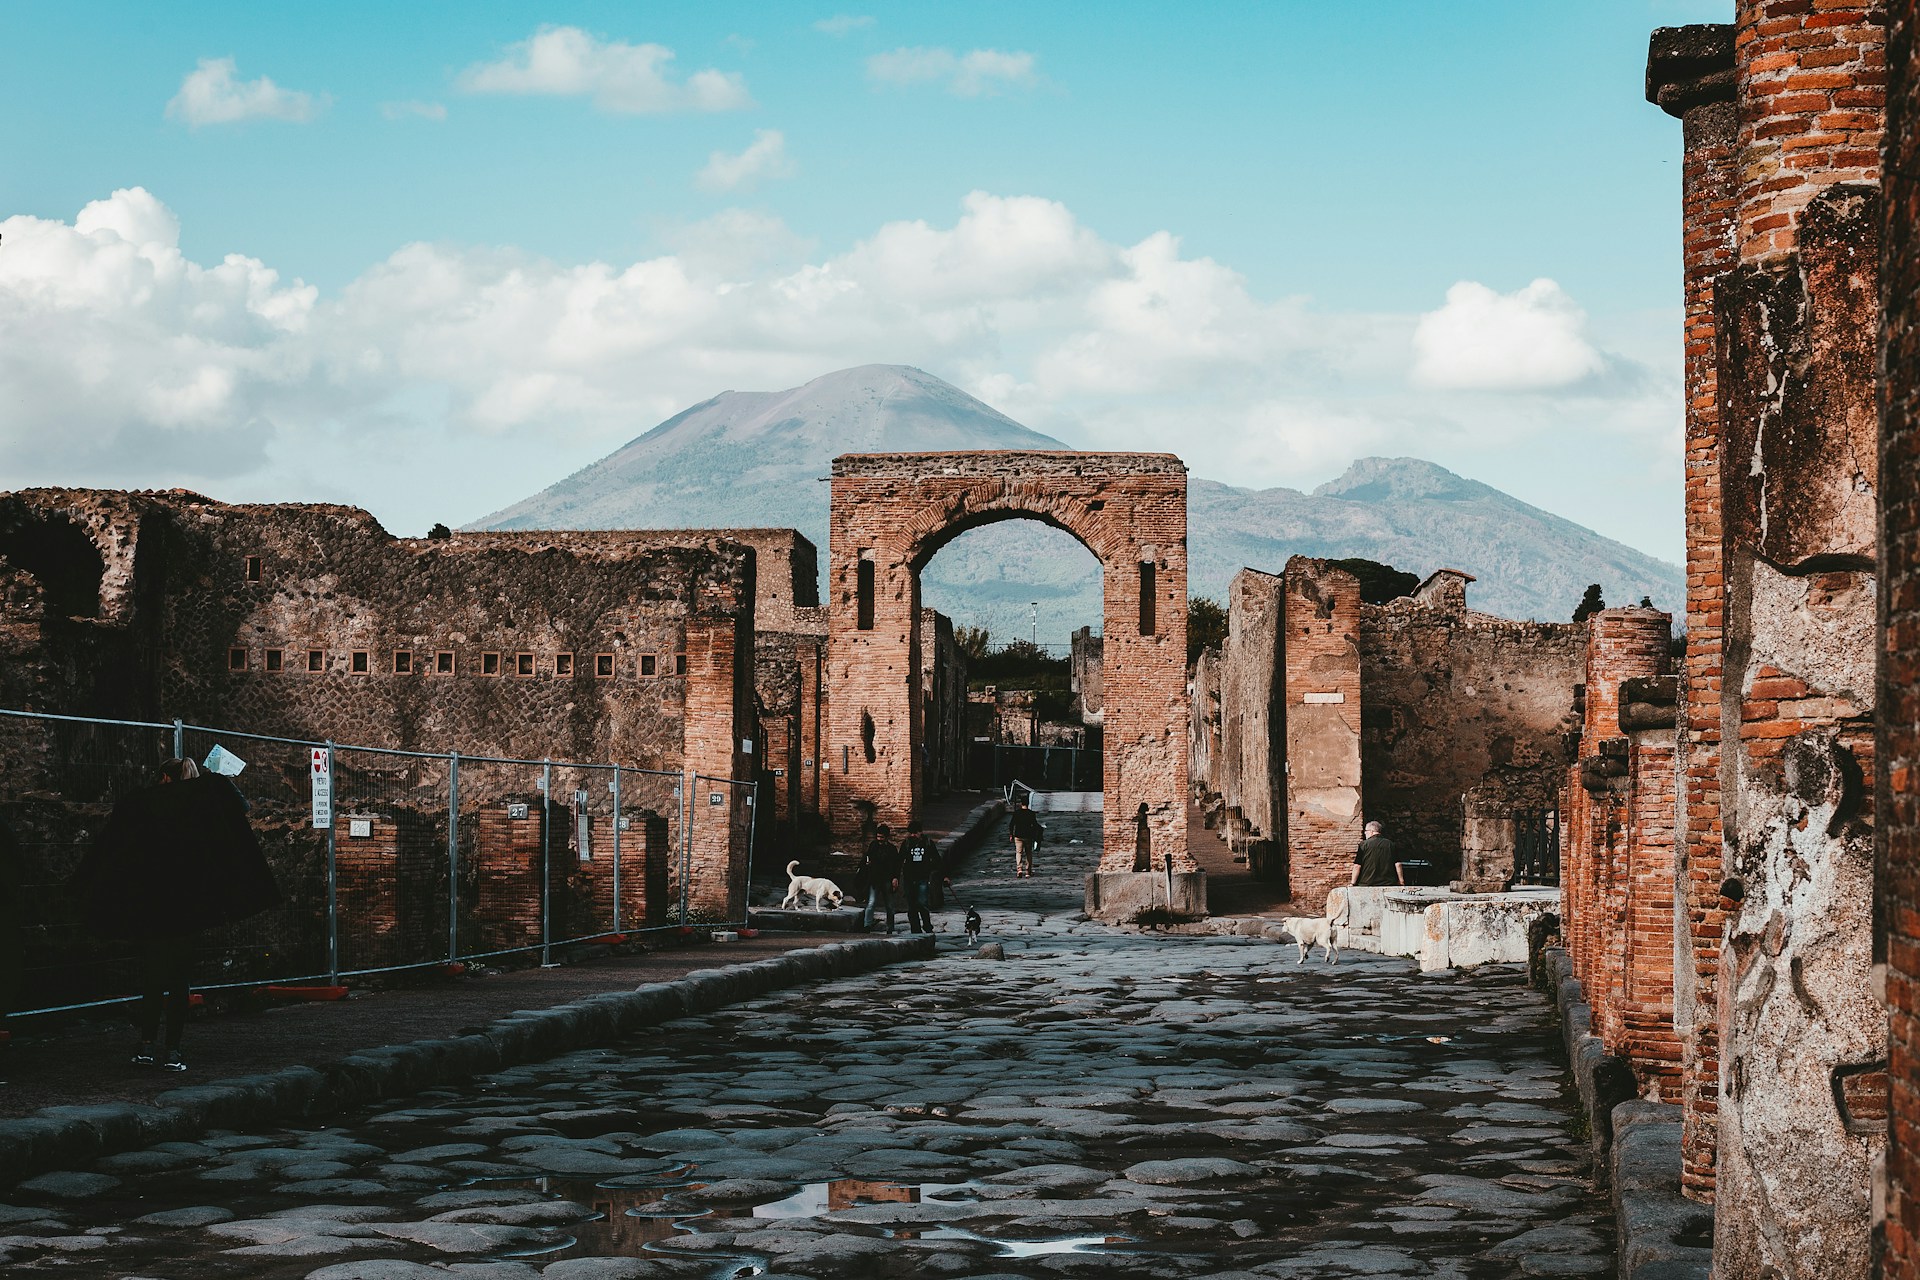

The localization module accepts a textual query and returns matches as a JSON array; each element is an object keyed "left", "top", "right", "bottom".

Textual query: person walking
[
  {"left": 1351, "top": 820, "right": 1407, "bottom": 888},
  {"left": 859, "top": 824, "right": 902, "bottom": 933},
  {"left": 1009, "top": 796, "right": 1043, "bottom": 878},
  {"left": 75, "top": 757, "right": 279, "bottom": 1072},
  {"left": 897, "top": 820, "right": 949, "bottom": 935}
]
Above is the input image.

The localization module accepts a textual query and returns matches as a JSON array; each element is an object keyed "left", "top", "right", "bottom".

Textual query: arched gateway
[{"left": 827, "top": 452, "right": 1195, "bottom": 895}]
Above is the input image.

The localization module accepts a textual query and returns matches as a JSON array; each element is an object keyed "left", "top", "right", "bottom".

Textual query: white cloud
[
  {"left": 868, "top": 47, "right": 1038, "bottom": 96},
  {"left": 697, "top": 129, "right": 796, "bottom": 191},
  {"left": 380, "top": 100, "right": 447, "bottom": 121},
  {"left": 458, "top": 26, "right": 749, "bottom": 113},
  {"left": 1411, "top": 278, "right": 1609, "bottom": 391},
  {"left": 166, "top": 57, "right": 322, "bottom": 127},
  {"left": 814, "top": 14, "right": 875, "bottom": 36},
  {"left": 0, "top": 188, "right": 1678, "bottom": 556}
]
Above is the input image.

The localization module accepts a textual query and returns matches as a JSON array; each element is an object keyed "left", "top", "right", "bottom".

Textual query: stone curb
[{"left": 0, "top": 935, "right": 934, "bottom": 1185}]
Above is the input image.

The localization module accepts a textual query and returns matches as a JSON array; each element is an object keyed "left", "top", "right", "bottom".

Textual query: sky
[{"left": 0, "top": 1, "right": 1730, "bottom": 563}]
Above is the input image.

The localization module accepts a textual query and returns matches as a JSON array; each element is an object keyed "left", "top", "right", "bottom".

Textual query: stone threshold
[
  {"left": 0, "top": 935, "right": 933, "bottom": 1185},
  {"left": 1540, "top": 946, "right": 1712, "bottom": 1279}
]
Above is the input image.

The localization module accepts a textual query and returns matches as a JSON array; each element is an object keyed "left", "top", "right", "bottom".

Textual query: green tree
[
  {"left": 1329, "top": 558, "right": 1419, "bottom": 605},
  {"left": 1188, "top": 596, "right": 1228, "bottom": 666},
  {"left": 954, "top": 625, "right": 990, "bottom": 661},
  {"left": 1573, "top": 583, "right": 1606, "bottom": 623}
]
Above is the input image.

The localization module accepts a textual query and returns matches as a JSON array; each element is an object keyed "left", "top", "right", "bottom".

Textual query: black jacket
[
  {"left": 74, "top": 775, "right": 281, "bottom": 940},
  {"left": 898, "top": 835, "right": 944, "bottom": 884},
  {"left": 1009, "top": 807, "right": 1043, "bottom": 843}
]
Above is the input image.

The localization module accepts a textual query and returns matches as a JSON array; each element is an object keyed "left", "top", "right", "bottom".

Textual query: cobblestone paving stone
[{"left": 0, "top": 805, "right": 1612, "bottom": 1278}]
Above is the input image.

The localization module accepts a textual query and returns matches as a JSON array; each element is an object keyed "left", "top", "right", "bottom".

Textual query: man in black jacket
[
  {"left": 858, "top": 825, "right": 901, "bottom": 934},
  {"left": 898, "top": 821, "right": 949, "bottom": 935},
  {"left": 1009, "top": 796, "right": 1043, "bottom": 878}
]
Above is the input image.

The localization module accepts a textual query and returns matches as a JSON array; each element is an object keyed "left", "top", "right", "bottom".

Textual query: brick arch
[{"left": 827, "top": 451, "right": 1191, "bottom": 873}]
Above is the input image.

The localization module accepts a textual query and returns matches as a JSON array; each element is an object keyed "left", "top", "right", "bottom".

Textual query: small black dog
[{"left": 964, "top": 906, "right": 982, "bottom": 945}]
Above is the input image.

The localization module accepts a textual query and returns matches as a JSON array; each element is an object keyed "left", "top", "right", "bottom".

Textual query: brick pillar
[
  {"left": 1879, "top": 4, "right": 1920, "bottom": 1274},
  {"left": 682, "top": 611, "right": 754, "bottom": 919},
  {"left": 1279, "top": 558, "right": 1364, "bottom": 912},
  {"left": 1712, "top": 5, "right": 1886, "bottom": 1273},
  {"left": 1650, "top": 20, "right": 1740, "bottom": 1202}
]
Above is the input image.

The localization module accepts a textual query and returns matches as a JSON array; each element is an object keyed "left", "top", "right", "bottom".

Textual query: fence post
[
  {"left": 325, "top": 740, "right": 339, "bottom": 986},
  {"left": 743, "top": 779, "right": 760, "bottom": 926},
  {"left": 611, "top": 765, "right": 623, "bottom": 935},
  {"left": 447, "top": 751, "right": 460, "bottom": 963},
  {"left": 172, "top": 718, "right": 184, "bottom": 759},
  {"left": 540, "top": 760, "right": 554, "bottom": 967}
]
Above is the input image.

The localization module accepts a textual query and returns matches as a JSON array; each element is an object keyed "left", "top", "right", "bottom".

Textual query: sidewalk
[{"left": 0, "top": 935, "right": 848, "bottom": 1118}]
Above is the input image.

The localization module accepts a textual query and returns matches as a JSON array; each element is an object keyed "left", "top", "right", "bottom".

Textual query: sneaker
[
  {"left": 130, "top": 1050, "right": 156, "bottom": 1067},
  {"left": 160, "top": 1053, "right": 187, "bottom": 1073}
]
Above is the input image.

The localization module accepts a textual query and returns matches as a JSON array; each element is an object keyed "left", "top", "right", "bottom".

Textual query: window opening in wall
[
  {"left": 435, "top": 651, "right": 454, "bottom": 675},
  {"left": 1139, "top": 561, "right": 1157, "bottom": 635},
  {"left": 861, "top": 710, "right": 877, "bottom": 763},
  {"left": 856, "top": 558, "right": 875, "bottom": 630},
  {"left": 306, "top": 649, "right": 325, "bottom": 673},
  {"left": 595, "top": 653, "right": 615, "bottom": 678},
  {"left": 244, "top": 556, "right": 262, "bottom": 583},
  {"left": 555, "top": 653, "right": 574, "bottom": 677},
  {"left": 481, "top": 652, "right": 501, "bottom": 677},
  {"left": 675, "top": 653, "right": 687, "bottom": 676},
  {"left": 641, "top": 654, "right": 658, "bottom": 677},
  {"left": 516, "top": 652, "right": 535, "bottom": 677},
  {"left": 350, "top": 650, "right": 370, "bottom": 675},
  {"left": 227, "top": 647, "right": 247, "bottom": 672},
  {"left": 265, "top": 648, "right": 284, "bottom": 673},
  {"left": 393, "top": 650, "right": 413, "bottom": 674}
]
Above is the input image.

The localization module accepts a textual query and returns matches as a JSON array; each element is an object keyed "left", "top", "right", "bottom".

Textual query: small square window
[
  {"left": 244, "top": 556, "right": 263, "bottom": 583},
  {"left": 306, "top": 649, "right": 326, "bottom": 673},
  {"left": 515, "top": 652, "right": 536, "bottom": 677},
  {"left": 435, "top": 650, "right": 455, "bottom": 675},
  {"left": 265, "top": 648, "right": 284, "bottom": 673},
  {"left": 555, "top": 653, "right": 574, "bottom": 677},
  {"left": 227, "top": 647, "right": 248, "bottom": 672},
  {"left": 595, "top": 653, "right": 615, "bottom": 679},
  {"left": 674, "top": 653, "right": 687, "bottom": 676},
  {"left": 482, "top": 652, "right": 501, "bottom": 677},
  {"left": 640, "top": 654, "right": 658, "bottom": 677},
  {"left": 350, "top": 650, "right": 370, "bottom": 674},
  {"left": 394, "top": 650, "right": 413, "bottom": 674}
]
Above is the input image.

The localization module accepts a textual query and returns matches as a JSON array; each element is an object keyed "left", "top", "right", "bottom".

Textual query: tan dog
[{"left": 782, "top": 859, "right": 845, "bottom": 912}]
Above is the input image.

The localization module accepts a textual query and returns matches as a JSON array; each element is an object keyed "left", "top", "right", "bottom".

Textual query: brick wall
[
  {"left": 1650, "top": 20, "right": 1742, "bottom": 1204},
  {"left": 827, "top": 452, "right": 1189, "bottom": 871},
  {"left": 1279, "top": 558, "right": 1364, "bottom": 912},
  {"left": 1880, "top": 3, "right": 1920, "bottom": 1274}
]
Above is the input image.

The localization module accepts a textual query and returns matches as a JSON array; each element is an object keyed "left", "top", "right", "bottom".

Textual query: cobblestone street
[{"left": 1, "top": 805, "right": 1611, "bottom": 1278}]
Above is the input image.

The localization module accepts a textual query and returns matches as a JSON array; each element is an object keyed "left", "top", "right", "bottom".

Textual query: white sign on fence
[{"left": 310, "top": 747, "right": 332, "bottom": 829}]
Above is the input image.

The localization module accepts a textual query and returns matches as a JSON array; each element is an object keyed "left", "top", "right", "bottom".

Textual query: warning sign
[{"left": 310, "top": 747, "right": 332, "bottom": 829}]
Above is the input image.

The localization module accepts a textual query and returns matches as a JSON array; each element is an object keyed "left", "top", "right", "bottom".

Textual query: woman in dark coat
[{"left": 76, "top": 758, "right": 279, "bottom": 1071}]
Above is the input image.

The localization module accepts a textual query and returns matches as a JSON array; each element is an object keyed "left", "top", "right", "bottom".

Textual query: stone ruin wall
[
  {"left": 1190, "top": 558, "right": 1583, "bottom": 912},
  {"left": 1071, "top": 625, "right": 1104, "bottom": 723},
  {"left": 919, "top": 609, "right": 970, "bottom": 797},
  {"left": 0, "top": 488, "right": 773, "bottom": 1000}
]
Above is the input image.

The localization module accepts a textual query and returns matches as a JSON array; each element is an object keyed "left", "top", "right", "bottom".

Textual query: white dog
[
  {"left": 782, "top": 860, "right": 846, "bottom": 912},
  {"left": 1280, "top": 891, "right": 1351, "bottom": 965}
]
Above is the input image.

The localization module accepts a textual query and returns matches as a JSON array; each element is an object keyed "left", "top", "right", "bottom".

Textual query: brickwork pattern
[
  {"left": 1280, "top": 559, "right": 1364, "bottom": 913},
  {"left": 1880, "top": 4, "right": 1920, "bottom": 1273},
  {"left": 826, "top": 452, "right": 1189, "bottom": 871}
]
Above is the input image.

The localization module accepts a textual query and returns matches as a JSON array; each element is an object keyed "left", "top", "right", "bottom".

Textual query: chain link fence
[{"left": 0, "top": 708, "right": 756, "bottom": 1022}]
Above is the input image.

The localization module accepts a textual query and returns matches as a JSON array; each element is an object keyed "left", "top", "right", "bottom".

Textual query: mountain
[{"left": 473, "top": 365, "right": 1682, "bottom": 636}]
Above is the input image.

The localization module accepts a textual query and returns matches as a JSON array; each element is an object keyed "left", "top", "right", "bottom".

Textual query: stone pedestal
[{"left": 1084, "top": 871, "right": 1207, "bottom": 923}]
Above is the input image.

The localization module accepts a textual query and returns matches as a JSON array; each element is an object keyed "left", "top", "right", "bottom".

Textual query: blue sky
[{"left": 0, "top": 2, "right": 1728, "bottom": 561}]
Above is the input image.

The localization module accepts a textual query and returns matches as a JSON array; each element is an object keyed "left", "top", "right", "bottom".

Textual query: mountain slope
[{"left": 473, "top": 365, "right": 1682, "bottom": 633}]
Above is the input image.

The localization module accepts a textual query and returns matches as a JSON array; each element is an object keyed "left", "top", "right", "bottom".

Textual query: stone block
[
  {"left": 1083, "top": 871, "right": 1208, "bottom": 922},
  {"left": 1414, "top": 889, "right": 1561, "bottom": 972}
]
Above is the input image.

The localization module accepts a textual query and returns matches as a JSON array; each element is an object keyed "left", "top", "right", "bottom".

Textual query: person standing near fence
[
  {"left": 897, "top": 820, "right": 949, "bottom": 936},
  {"left": 75, "top": 757, "right": 279, "bottom": 1072},
  {"left": 859, "top": 824, "right": 901, "bottom": 934},
  {"left": 1009, "top": 795, "right": 1043, "bottom": 878}
]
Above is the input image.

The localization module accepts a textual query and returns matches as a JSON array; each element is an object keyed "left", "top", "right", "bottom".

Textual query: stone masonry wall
[
  {"left": 827, "top": 452, "right": 1189, "bottom": 871},
  {"left": 1279, "top": 558, "right": 1363, "bottom": 912}
]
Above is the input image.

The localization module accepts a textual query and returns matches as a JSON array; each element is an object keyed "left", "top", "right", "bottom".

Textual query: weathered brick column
[
  {"left": 827, "top": 453, "right": 1189, "bottom": 871},
  {"left": 1878, "top": 3, "right": 1920, "bottom": 1274},
  {"left": 1649, "top": 20, "right": 1740, "bottom": 1203},
  {"left": 1278, "top": 558, "right": 1364, "bottom": 912},
  {"left": 1711, "top": 4, "right": 1887, "bottom": 1273}
]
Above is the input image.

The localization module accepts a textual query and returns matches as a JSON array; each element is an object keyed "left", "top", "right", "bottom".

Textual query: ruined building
[{"left": 1190, "top": 557, "right": 1585, "bottom": 910}]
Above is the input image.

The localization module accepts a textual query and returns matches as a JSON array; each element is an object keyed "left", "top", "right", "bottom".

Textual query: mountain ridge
[{"left": 473, "top": 364, "right": 1682, "bottom": 633}]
